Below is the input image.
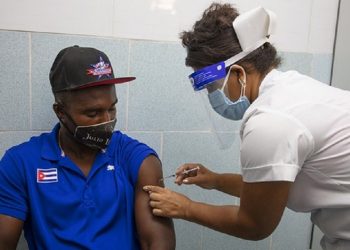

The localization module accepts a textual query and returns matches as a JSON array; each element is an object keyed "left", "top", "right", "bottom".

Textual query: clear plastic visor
[{"left": 194, "top": 70, "right": 242, "bottom": 150}]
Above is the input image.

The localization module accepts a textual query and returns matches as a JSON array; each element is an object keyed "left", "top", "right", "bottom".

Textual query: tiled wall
[{"left": 0, "top": 30, "right": 333, "bottom": 250}]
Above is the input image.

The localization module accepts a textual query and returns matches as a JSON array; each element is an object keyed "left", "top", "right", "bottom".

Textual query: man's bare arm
[
  {"left": 0, "top": 215, "right": 23, "bottom": 250},
  {"left": 135, "top": 155, "right": 175, "bottom": 250}
]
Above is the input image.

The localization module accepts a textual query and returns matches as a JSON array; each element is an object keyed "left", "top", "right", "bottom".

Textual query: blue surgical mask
[
  {"left": 208, "top": 90, "right": 250, "bottom": 120},
  {"left": 207, "top": 65, "right": 250, "bottom": 120}
]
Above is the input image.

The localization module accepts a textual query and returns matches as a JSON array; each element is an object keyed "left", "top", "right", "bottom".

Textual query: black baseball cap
[{"left": 49, "top": 45, "right": 136, "bottom": 93}]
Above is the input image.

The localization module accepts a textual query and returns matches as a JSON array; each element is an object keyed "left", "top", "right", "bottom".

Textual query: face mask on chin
[
  {"left": 208, "top": 90, "right": 250, "bottom": 120},
  {"left": 59, "top": 109, "right": 116, "bottom": 150}
]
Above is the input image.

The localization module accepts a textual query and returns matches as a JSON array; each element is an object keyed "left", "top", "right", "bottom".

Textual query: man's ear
[{"left": 53, "top": 103, "right": 64, "bottom": 121}]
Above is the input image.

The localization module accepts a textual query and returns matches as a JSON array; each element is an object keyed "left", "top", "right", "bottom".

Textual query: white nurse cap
[{"left": 225, "top": 6, "right": 277, "bottom": 67}]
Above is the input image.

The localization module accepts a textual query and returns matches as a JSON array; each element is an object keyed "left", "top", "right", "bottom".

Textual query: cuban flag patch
[{"left": 37, "top": 168, "right": 58, "bottom": 183}]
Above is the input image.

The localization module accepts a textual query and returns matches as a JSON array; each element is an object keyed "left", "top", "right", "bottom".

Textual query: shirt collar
[
  {"left": 41, "top": 123, "right": 62, "bottom": 161},
  {"left": 258, "top": 69, "right": 283, "bottom": 96},
  {"left": 41, "top": 123, "right": 116, "bottom": 161}
]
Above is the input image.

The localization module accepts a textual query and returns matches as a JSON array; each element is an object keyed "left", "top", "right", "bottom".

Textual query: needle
[{"left": 159, "top": 166, "right": 200, "bottom": 182}]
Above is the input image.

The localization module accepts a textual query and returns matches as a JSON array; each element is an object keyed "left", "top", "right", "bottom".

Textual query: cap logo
[{"left": 86, "top": 56, "right": 112, "bottom": 79}]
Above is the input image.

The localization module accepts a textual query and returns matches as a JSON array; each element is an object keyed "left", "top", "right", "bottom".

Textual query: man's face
[{"left": 62, "top": 85, "right": 117, "bottom": 127}]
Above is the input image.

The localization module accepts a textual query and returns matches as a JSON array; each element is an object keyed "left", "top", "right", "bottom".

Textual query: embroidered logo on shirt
[
  {"left": 107, "top": 165, "right": 115, "bottom": 171},
  {"left": 37, "top": 168, "right": 58, "bottom": 183}
]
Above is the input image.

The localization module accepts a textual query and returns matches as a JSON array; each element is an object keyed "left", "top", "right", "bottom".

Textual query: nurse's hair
[{"left": 180, "top": 3, "right": 281, "bottom": 74}]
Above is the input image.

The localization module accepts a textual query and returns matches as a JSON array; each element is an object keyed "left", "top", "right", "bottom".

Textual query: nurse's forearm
[
  {"left": 214, "top": 173, "right": 243, "bottom": 197},
  {"left": 184, "top": 201, "right": 263, "bottom": 240}
]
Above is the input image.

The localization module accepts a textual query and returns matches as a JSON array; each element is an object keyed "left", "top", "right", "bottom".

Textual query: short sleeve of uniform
[
  {"left": 115, "top": 132, "right": 158, "bottom": 185},
  {"left": 240, "top": 111, "right": 314, "bottom": 183},
  {"left": 0, "top": 150, "right": 28, "bottom": 221}
]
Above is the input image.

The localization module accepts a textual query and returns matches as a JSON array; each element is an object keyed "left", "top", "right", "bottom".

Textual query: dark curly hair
[{"left": 180, "top": 3, "right": 281, "bottom": 74}]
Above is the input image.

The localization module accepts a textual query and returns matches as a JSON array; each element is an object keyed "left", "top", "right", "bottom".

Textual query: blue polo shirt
[{"left": 0, "top": 124, "right": 157, "bottom": 250}]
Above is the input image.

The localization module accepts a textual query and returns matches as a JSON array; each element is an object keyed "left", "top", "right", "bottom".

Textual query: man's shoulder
[
  {"left": 110, "top": 131, "right": 156, "bottom": 156},
  {"left": 111, "top": 130, "right": 142, "bottom": 146},
  {"left": 5, "top": 131, "right": 51, "bottom": 156}
]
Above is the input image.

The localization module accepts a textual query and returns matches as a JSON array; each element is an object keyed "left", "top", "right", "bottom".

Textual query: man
[{"left": 0, "top": 45, "right": 175, "bottom": 249}]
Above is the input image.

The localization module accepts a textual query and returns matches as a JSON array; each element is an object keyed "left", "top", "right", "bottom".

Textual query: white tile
[
  {"left": 0, "top": 0, "right": 114, "bottom": 37},
  {"left": 0, "top": 0, "right": 337, "bottom": 54},
  {"left": 113, "top": 0, "right": 314, "bottom": 52},
  {"left": 113, "top": 0, "right": 209, "bottom": 42},
  {"left": 228, "top": 0, "right": 314, "bottom": 52},
  {"left": 308, "top": 0, "right": 339, "bottom": 53},
  {"left": 260, "top": 0, "right": 313, "bottom": 52}
]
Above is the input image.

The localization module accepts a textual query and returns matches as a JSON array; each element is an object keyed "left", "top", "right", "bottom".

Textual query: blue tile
[
  {"left": 271, "top": 209, "right": 312, "bottom": 250},
  {"left": 201, "top": 188, "right": 239, "bottom": 206},
  {"left": 202, "top": 227, "right": 270, "bottom": 250},
  {"left": 174, "top": 220, "right": 202, "bottom": 250},
  {"left": 161, "top": 131, "right": 277, "bottom": 250},
  {"left": 163, "top": 132, "right": 241, "bottom": 175},
  {"left": 0, "top": 31, "right": 30, "bottom": 130},
  {"left": 128, "top": 41, "right": 240, "bottom": 132},
  {"left": 17, "top": 233, "right": 28, "bottom": 250},
  {"left": 31, "top": 33, "right": 130, "bottom": 131},
  {"left": 0, "top": 131, "right": 42, "bottom": 158},
  {"left": 161, "top": 131, "right": 243, "bottom": 249},
  {"left": 311, "top": 53, "right": 333, "bottom": 84},
  {"left": 279, "top": 52, "right": 313, "bottom": 76},
  {"left": 162, "top": 131, "right": 240, "bottom": 196},
  {"left": 123, "top": 131, "right": 161, "bottom": 158},
  {"left": 162, "top": 132, "right": 269, "bottom": 250}
]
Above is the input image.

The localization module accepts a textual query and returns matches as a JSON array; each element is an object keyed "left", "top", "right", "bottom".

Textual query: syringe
[{"left": 159, "top": 166, "right": 200, "bottom": 182}]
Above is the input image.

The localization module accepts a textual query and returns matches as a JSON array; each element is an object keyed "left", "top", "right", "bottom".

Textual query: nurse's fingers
[
  {"left": 149, "top": 191, "right": 164, "bottom": 201},
  {"left": 152, "top": 208, "right": 166, "bottom": 217},
  {"left": 175, "top": 163, "right": 201, "bottom": 184},
  {"left": 175, "top": 163, "right": 198, "bottom": 175},
  {"left": 149, "top": 200, "right": 161, "bottom": 208},
  {"left": 143, "top": 185, "right": 165, "bottom": 193}
]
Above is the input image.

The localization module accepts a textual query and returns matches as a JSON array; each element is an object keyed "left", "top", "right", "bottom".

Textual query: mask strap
[
  {"left": 239, "top": 79, "right": 246, "bottom": 98},
  {"left": 221, "top": 65, "right": 234, "bottom": 91},
  {"left": 238, "top": 66, "right": 247, "bottom": 99},
  {"left": 221, "top": 65, "right": 247, "bottom": 100},
  {"left": 55, "top": 103, "right": 78, "bottom": 138}
]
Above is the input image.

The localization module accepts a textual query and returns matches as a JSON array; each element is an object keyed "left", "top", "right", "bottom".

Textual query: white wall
[
  {"left": 0, "top": 0, "right": 338, "bottom": 53},
  {"left": 331, "top": 0, "right": 349, "bottom": 89}
]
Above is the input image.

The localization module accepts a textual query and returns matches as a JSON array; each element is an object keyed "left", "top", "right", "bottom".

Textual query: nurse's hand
[
  {"left": 143, "top": 186, "right": 191, "bottom": 219},
  {"left": 175, "top": 163, "right": 219, "bottom": 190}
]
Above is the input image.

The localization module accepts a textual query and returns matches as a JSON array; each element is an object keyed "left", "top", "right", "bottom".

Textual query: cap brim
[{"left": 76, "top": 77, "right": 136, "bottom": 90}]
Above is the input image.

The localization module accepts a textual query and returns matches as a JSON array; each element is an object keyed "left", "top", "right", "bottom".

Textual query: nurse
[{"left": 144, "top": 3, "right": 350, "bottom": 250}]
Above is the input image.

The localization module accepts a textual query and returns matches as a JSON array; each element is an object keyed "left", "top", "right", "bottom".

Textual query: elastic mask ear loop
[
  {"left": 221, "top": 65, "right": 234, "bottom": 92},
  {"left": 220, "top": 65, "right": 247, "bottom": 100},
  {"left": 55, "top": 102, "right": 77, "bottom": 138},
  {"left": 238, "top": 68, "right": 247, "bottom": 99},
  {"left": 239, "top": 79, "right": 246, "bottom": 98}
]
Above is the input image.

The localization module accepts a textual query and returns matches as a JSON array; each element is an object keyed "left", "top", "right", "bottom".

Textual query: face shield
[{"left": 188, "top": 6, "right": 276, "bottom": 149}]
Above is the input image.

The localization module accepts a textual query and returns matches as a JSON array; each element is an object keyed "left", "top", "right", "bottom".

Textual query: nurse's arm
[
  {"left": 213, "top": 173, "right": 243, "bottom": 197},
  {"left": 187, "top": 181, "right": 290, "bottom": 240},
  {"left": 175, "top": 164, "right": 243, "bottom": 197},
  {"left": 0, "top": 214, "right": 23, "bottom": 249},
  {"left": 135, "top": 155, "right": 176, "bottom": 250}
]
